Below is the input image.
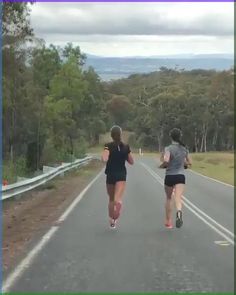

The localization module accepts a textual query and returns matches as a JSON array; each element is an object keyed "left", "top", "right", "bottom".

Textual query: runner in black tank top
[{"left": 102, "top": 126, "right": 134, "bottom": 228}]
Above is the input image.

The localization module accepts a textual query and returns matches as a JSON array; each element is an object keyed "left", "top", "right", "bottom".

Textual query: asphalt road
[{"left": 3, "top": 156, "right": 234, "bottom": 292}]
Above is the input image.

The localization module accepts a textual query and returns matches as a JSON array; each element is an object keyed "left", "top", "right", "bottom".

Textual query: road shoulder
[{"left": 3, "top": 160, "right": 104, "bottom": 272}]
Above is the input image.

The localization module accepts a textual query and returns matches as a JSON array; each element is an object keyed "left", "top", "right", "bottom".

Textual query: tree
[
  {"left": 2, "top": 1, "right": 33, "bottom": 47},
  {"left": 107, "top": 95, "right": 132, "bottom": 127},
  {"left": 62, "top": 42, "right": 86, "bottom": 66},
  {"left": 79, "top": 67, "right": 107, "bottom": 144},
  {"left": 105, "top": 68, "right": 233, "bottom": 152},
  {"left": 2, "top": 1, "right": 34, "bottom": 165},
  {"left": 44, "top": 96, "right": 75, "bottom": 154},
  {"left": 45, "top": 54, "right": 87, "bottom": 157}
]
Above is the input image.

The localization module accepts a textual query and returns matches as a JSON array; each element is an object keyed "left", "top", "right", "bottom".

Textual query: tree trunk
[
  {"left": 69, "top": 135, "right": 74, "bottom": 158},
  {"left": 36, "top": 114, "right": 41, "bottom": 170},
  {"left": 200, "top": 123, "right": 208, "bottom": 152},
  {"left": 200, "top": 131, "right": 204, "bottom": 153},
  {"left": 194, "top": 129, "right": 198, "bottom": 152},
  {"left": 204, "top": 126, "right": 208, "bottom": 152},
  {"left": 36, "top": 99, "right": 44, "bottom": 170},
  {"left": 157, "top": 127, "right": 163, "bottom": 152},
  {"left": 212, "top": 130, "right": 218, "bottom": 150},
  {"left": 10, "top": 144, "right": 14, "bottom": 162},
  {"left": 10, "top": 99, "right": 15, "bottom": 162}
]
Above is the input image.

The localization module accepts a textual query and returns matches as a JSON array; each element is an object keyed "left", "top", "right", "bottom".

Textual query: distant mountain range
[{"left": 84, "top": 53, "right": 234, "bottom": 81}]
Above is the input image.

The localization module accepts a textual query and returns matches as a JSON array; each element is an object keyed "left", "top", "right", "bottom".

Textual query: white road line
[
  {"left": 140, "top": 162, "right": 234, "bottom": 246},
  {"left": 2, "top": 227, "right": 58, "bottom": 293},
  {"left": 2, "top": 169, "right": 104, "bottom": 293},
  {"left": 183, "top": 202, "right": 234, "bottom": 245},
  {"left": 183, "top": 197, "right": 234, "bottom": 238},
  {"left": 58, "top": 169, "right": 104, "bottom": 222},
  {"left": 189, "top": 169, "right": 234, "bottom": 188}
]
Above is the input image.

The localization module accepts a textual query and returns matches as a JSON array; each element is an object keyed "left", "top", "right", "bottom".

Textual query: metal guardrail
[{"left": 1, "top": 156, "right": 94, "bottom": 200}]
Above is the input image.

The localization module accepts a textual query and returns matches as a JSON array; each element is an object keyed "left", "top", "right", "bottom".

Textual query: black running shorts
[
  {"left": 164, "top": 174, "right": 185, "bottom": 187},
  {"left": 106, "top": 173, "right": 127, "bottom": 185}
]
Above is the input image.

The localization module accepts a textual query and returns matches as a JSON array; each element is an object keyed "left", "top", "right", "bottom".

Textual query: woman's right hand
[
  {"left": 127, "top": 153, "right": 134, "bottom": 165},
  {"left": 184, "top": 162, "right": 192, "bottom": 169}
]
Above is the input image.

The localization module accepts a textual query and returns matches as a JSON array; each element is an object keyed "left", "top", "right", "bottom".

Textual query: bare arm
[
  {"left": 184, "top": 154, "right": 192, "bottom": 168},
  {"left": 159, "top": 150, "right": 170, "bottom": 168},
  {"left": 127, "top": 152, "right": 134, "bottom": 165},
  {"left": 101, "top": 147, "right": 109, "bottom": 162},
  {"left": 160, "top": 152, "right": 164, "bottom": 163}
]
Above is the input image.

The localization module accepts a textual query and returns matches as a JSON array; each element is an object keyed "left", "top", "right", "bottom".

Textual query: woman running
[
  {"left": 159, "top": 128, "right": 191, "bottom": 229},
  {"left": 102, "top": 126, "right": 134, "bottom": 228}
]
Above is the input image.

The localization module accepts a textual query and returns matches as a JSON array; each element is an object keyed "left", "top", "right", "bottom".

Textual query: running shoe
[
  {"left": 110, "top": 219, "right": 116, "bottom": 229},
  {"left": 176, "top": 210, "right": 183, "bottom": 228},
  {"left": 165, "top": 221, "right": 173, "bottom": 229}
]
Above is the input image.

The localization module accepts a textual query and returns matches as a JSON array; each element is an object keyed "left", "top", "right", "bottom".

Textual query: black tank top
[{"left": 104, "top": 142, "right": 131, "bottom": 175}]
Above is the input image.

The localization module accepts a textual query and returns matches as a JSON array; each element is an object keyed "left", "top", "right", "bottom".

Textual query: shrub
[
  {"left": 3, "top": 156, "right": 28, "bottom": 184},
  {"left": 73, "top": 136, "right": 88, "bottom": 159}
]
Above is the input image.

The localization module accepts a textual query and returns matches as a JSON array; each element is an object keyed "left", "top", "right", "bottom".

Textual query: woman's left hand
[{"left": 159, "top": 162, "right": 168, "bottom": 169}]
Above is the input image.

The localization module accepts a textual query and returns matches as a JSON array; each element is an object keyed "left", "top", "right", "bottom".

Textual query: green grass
[
  {"left": 88, "top": 147, "right": 234, "bottom": 185},
  {"left": 143, "top": 151, "right": 234, "bottom": 185},
  {"left": 191, "top": 152, "right": 234, "bottom": 185},
  {"left": 142, "top": 151, "right": 234, "bottom": 185}
]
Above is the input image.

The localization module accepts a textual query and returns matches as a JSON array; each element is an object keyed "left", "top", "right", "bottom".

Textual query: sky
[{"left": 30, "top": 2, "right": 234, "bottom": 57}]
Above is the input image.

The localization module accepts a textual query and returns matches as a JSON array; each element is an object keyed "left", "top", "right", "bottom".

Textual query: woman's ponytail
[
  {"left": 169, "top": 128, "right": 186, "bottom": 147},
  {"left": 111, "top": 125, "right": 122, "bottom": 144}
]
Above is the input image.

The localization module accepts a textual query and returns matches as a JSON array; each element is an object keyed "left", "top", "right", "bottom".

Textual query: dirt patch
[{"left": 2, "top": 160, "right": 104, "bottom": 272}]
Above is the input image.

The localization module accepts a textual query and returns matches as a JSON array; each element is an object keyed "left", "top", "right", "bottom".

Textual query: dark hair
[
  {"left": 169, "top": 128, "right": 185, "bottom": 147},
  {"left": 111, "top": 125, "right": 122, "bottom": 143}
]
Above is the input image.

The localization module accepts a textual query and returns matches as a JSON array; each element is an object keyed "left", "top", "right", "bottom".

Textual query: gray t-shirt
[{"left": 165, "top": 143, "right": 188, "bottom": 175}]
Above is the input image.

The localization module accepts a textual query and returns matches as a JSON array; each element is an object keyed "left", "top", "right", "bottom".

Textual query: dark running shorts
[
  {"left": 164, "top": 174, "right": 185, "bottom": 187},
  {"left": 106, "top": 173, "right": 127, "bottom": 185}
]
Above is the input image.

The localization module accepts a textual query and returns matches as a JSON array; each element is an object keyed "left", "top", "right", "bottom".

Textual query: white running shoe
[{"left": 110, "top": 219, "right": 116, "bottom": 229}]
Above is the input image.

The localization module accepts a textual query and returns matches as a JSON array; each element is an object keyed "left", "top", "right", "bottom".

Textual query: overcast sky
[{"left": 30, "top": 2, "right": 234, "bottom": 57}]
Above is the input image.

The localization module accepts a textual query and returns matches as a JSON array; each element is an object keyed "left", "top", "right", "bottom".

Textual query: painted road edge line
[
  {"left": 2, "top": 227, "right": 58, "bottom": 293},
  {"left": 189, "top": 169, "right": 234, "bottom": 188},
  {"left": 183, "top": 202, "right": 234, "bottom": 245},
  {"left": 140, "top": 162, "right": 234, "bottom": 245},
  {"left": 141, "top": 162, "right": 234, "bottom": 236},
  {"left": 183, "top": 197, "right": 234, "bottom": 238},
  {"left": 2, "top": 169, "right": 104, "bottom": 293}
]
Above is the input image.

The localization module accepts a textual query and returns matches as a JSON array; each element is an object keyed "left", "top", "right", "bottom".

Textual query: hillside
[{"left": 85, "top": 54, "right": 234, "bottom": 81}]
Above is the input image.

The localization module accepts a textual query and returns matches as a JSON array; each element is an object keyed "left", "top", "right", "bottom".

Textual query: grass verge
[
  {"left": 89, "top": 146, "right": 234, "bottom": 186},
  {"left": 190, "top": 152, "right": 234, "bottom": 185}
]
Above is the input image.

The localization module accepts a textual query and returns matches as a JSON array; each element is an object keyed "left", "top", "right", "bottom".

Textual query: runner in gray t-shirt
[
  {"left": 165, "top": 144, "right": 189, "bottom": 176},
  {"left": 159, "top": 128, "right": 192, "bottom": 229}
]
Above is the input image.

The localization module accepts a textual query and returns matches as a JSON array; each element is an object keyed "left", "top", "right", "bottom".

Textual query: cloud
[
  {"left": 29, "top": 2, "right": 234, "bottom": 56},
  {"left": 30, "top": 2, "right": 233, "bottom": 36}
]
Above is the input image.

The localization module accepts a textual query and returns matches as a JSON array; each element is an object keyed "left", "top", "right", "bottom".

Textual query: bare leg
[
  {"left": 106, "top": 184, "right": 115, "bottom": 219},
  {"left": 174, "top": 184, "right": 185, "bottom": 228},
  {"left": 164, "top": 185, "right": 174, "bottom": 225},
  {"left": 113, "top": 181, "right": 126, "bottom": 220},
  {"left": 174, "top": 184, "right": 184, "bottom": 211}
]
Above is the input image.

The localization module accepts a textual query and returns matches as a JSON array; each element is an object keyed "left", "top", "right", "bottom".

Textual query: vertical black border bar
[
  {"left": 0, "top": 1, "right": 2, "bottom": 293},
  {"left": 234, "top": 1, "right": 236, "bottom": 294}
]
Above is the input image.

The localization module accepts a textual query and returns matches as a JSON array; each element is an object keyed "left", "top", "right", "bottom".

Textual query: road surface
[{"left": 3, "top": 156, "right": 234, "bottom": 292}]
